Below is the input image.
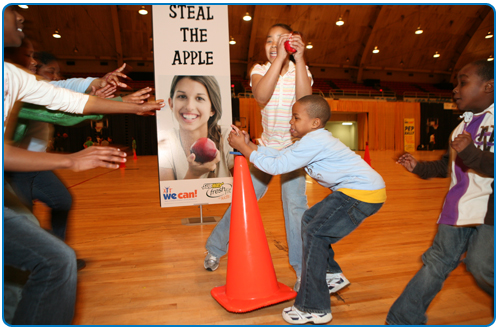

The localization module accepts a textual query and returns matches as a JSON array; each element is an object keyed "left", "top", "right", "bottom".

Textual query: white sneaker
[
  {"left": 326, "top": 273, "right": 350, "bottom": 294},
  {"left": 282, "top": 306, "right": 332, "bottom": 325},
  {"left": 204, "top": 252, "right": 220, "bottom": 271}
]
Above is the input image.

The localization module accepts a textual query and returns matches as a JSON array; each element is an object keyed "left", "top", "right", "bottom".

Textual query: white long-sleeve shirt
[{"left": 3, "top": 62, "right": 89, "bottom": 124}]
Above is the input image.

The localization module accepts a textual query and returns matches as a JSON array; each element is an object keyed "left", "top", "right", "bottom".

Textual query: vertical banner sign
[
  {"left": 153, "top": 5, "right": 234, "bottom": 208},
  {"left": 404, "top": 118, "right": 415, "bottom": 152}
]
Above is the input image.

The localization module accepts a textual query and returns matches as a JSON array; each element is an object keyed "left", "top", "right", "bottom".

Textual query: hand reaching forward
[
  {"left": 67, "top": 146, "right": 127, "bottom": 172},
  {"left": 90, "top": 84, "right": 117, "bottom": 99},
  {"left": 122, "top": 87, "right": 153, "bottom": 104},
  {"left": 396, "top": 153, "right": 417, "bottom": 172}
]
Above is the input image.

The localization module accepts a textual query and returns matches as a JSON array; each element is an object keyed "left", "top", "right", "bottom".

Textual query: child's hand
[
  {"left": 90, "top": 85, "right": 116, "bottom": 99},
  {"left": 228, "top": 130, "right": 247, "bottom": 151},
  {"left": 185, "top": 150, "right": 221, "bottom": 178},
  {"left": 122, "top": 87, "right": 152, "bottom": 104},
  {"left": 136, "top": 99, "right": 166, "bottom": 116},
  {"left": 396, "top": 153, "right": 417, "bottom": 172},
  {"left": 289, "top": 33, "right": 305, "bottom": 61},
  {"left": 451, "top": 131, "right": 472, "bottom": 153},
  {"left": 230, "top": 124, "right": 250, "bottom": 144}
]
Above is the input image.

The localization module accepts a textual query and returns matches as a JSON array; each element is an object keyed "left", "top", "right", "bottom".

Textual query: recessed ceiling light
[
  {"left": 306, "top": 42, "right": 313, "bottom": 49},
  {"left": 485, "top": 31, "right": 493, "bottom": 39},
  {"left": 415, "top": 26, "right": 423, "bottom": 34},
  {"left": 433, "top": 51, "right": 440, "bottom": 58},
  {"left": 53, "top": 30, "right": 61, "bottom": 38},
  {"left": 229, "top": 37, "right": 236, "bottom": 45},
  {"left": 336, "top": 17, "right": 344, "bottom": 26},
  {"left": 372, "top": 46, "right": 379, "bottom": 54},
  {"left": 243, "top": 12, "right": 252, "bottom": 21},
  {"left": 138, "top": 6, "right": 148, "bottom": 15}
]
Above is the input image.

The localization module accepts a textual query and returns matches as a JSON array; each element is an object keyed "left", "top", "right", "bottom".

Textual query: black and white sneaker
[
  {"left": 282, "top": 306, "right": 332, "bottom": 325},
  {"left": 326, "top": 273, "right": 350, "bottom": 294}
]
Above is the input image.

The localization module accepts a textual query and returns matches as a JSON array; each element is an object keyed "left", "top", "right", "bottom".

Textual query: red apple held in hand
[
  {"left": 190, "top": 137, "right": 218, "bottom": 163},
  {"left": 284, "top": 40, "right": 296, "bottom": 54}
]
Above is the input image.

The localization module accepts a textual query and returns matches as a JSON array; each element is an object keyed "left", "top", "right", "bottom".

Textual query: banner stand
[{"left": 181, "top": 205, "right": 220, "bottom": 226}]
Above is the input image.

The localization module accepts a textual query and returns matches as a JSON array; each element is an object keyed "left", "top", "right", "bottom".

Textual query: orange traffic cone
[
  {"left": 364, "top": 141, "right": 371, "bottom": 166},
  {"left": 119, "top": 161, "right": 126, "bottom": 169},
  {"left": 133, "top": 150, "right": 137, "bottom": 160},
  {"left": 211, "top": 153, "right": 296, "bottom": 312}
]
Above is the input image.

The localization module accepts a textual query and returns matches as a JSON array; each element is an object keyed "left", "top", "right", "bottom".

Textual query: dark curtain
[
  {"left": 53, "top": 114, "right": 158, "bottom": 155},
  {"left": 419, "top": 103, "right": 455, "bottom": 150}
]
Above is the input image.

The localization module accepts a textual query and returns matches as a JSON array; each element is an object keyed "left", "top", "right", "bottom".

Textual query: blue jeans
[
  {"left": 386, "top": 223, "right": 494, "bottom": 325},
  {"left": 294, "top": 191, "right": 383, "bottom": 313},
  {"left": 6, "top": 171, "right": 73, "bottom": 240},
  {"left": 3, "top": 205, "right": 77, "bottom": 325},
  {"left": 205, "top": 165, "right": 309, "bottom": 277}
]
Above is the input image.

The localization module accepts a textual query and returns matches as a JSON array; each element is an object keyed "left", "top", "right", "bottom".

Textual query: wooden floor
[{"left": 31, "top": 150, "right": 495, "bottom": 326}]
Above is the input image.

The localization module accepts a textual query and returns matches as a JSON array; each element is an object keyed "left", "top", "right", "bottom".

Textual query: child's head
[
  {"left": 34, "top": 52, "right": 61, "bottom": 81},
  {"left": 453, "top": 59, "right": 494, "bottom": 113},
  {"left": 266, "top": 23, "right": 296, "bottom": 64},
  {"left": 3, "top": 6, "right": 24, "bottom": 48},
  {"left": 290, "top": 95, "right": 331, "bottom": 138},
  {"left": 169, "top": 76, "right": 222, "bottom": 148},
  {"left": 4, "top": 38, "right": 37, "bottom": 74}
]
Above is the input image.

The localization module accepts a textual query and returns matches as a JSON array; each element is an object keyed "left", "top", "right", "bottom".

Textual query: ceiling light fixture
[
  {"left": 243, "top": 12, "right": 252, "bottom": 21},
  {"left": 18, "top": 5, "right": 28, "bottom": 9},
  {"left": 485, "top": 31, "right": 493, "bottom": 39},
  {"left": 372, "top": 46, "right": 379, "bottom": 54},
  {"left": 433, "top": 51, "right": 440, "bottom": 58},
  {"left": 336, "top": 17, "right": 344, "bottom": 26},
  {"left": 138, "top": 6, "right": 148, "bottom": 15},
  {"left": 415, "top": 26, "right": 423, "bottom": 34},
  {"left": 53, "top": 30, "right": 61, "bottom": 38},
  {"left": 342, "top": 122, "right": 353, "bottom": 126},
  {"left": 487, "top": 55, "right": 494, "bottom": 61},
  {"left": 306, "top": 42, "right": 313, "bottom": 49},
  {"left": 229, "top": 37, "right": 236, "bottom": 45}
]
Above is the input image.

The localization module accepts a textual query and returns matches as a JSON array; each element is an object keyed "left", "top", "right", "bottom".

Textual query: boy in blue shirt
[{"left": 228, "top": 95, "right": 386, "bottom": 324}]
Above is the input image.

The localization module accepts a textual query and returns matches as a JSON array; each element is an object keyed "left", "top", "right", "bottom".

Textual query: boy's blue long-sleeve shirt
[{"left": 249, "top": 128, "right": 385, "bottom": 192}]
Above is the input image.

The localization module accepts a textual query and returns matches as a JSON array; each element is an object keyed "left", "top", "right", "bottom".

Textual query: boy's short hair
[
  {"left": 470, "top": 59, "right": 494, "bottom": 81},
  {"left": 297, "top": 95, "right": 331, "bottom": 126}
]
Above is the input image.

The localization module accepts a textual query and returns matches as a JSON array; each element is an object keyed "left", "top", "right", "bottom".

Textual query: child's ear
[
  {"left": 312, "top": 118, "right": 321, "bottom": 128},
  {"left": 485, "top": 80, "right": 494, "bottom": 93}
]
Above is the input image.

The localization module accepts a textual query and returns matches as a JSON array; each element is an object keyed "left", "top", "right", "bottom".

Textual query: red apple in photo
[{"left": 190, "top": 137, "right": 218, "bottom": 163}]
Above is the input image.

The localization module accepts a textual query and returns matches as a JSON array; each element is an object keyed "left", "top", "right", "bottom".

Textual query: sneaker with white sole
[
  {"left": 326, "top": 273, "right": 350, "bottom": 294},
  {"left": 204, "top": 252, "right": 220, "bottom": 271},
  {"left": 282, "top": 306, "right": 332, "bottom": 325}
]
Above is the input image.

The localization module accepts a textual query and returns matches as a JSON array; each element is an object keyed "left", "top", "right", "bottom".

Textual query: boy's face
[
  {"left": 289, "top": 102, "right": 318, "bottom": 138},
  {"left": 453, "top": 64, "right": 494, "bottom": 113},
  {"left": 3, "top": 6, "right": 25, "bottom": 47}
]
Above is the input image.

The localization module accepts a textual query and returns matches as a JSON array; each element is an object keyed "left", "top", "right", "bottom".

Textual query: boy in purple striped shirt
[{"left": 386, "top": 59, "right": 494, "bottom": 325}]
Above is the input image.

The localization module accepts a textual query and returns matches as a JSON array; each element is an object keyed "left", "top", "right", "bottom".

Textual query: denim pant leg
[
  {"left": 8, "top": 171, "right": 73, "bottom": 240},
  {"left": 3, "top": 206, "right": 77, "bottom": 325},
  {"left": 205, "top": 165, "right": 272, "bottom": 257},
  {"left": 463, "top": 224, "right": 494, "bottom": 296},
  {"left": 386, "top": 224, "right": 473, "bottom": 325},
  {"left": 295, "top": 192, "right": 383, "bottom": 313},
  {"left": 32, "top": 171, "right": 73, "bottom": 240},
  {"left": 281, "top": 169, "right": 308, "bottom": 277}
]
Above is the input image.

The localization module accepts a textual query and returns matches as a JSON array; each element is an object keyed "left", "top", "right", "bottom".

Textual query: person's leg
[
  {"left": 280, "top": 169, "right": 308, "bottom": 278},
  {"left": 386, "top": 224, "right": 473, "bottom": 325},
  {"left": 3, "top": 206, "right": 77, "bottom": 325},
  {"left": 464, "top": 224, "right": 494, "bottom": 296},
  {"left": 205, "top": 166, "right": 272, "bottom": 257},
  {"left": 31, "top": 171, "right": 72, "bottom": 240},
  {"left": 4, "top": 171, "right": 37, "bottom": 210},
  {"left": 294, "top": 192, "right": 382, "bottom": 314}
]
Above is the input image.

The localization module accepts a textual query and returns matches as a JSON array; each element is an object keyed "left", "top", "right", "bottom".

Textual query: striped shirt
[{"left": 250, "top": 61, "right": 313, "bottom": 150}]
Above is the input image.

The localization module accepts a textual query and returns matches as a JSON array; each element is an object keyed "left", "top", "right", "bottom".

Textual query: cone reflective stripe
[
  {"left": 211, "top": 153, "right": 296, "bottom": 312},
  {"left": 364, "top": 141, "right": 371, "bottom": 166}
]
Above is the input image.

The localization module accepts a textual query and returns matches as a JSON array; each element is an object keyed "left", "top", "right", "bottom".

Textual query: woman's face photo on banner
[{"left": 157, "top": 75, "right": 233, "bottom": 182}]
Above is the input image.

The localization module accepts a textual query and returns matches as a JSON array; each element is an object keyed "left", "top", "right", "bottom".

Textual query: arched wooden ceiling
[{"left": 17, "top": 4, "right": 494, "bottom": 82}]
